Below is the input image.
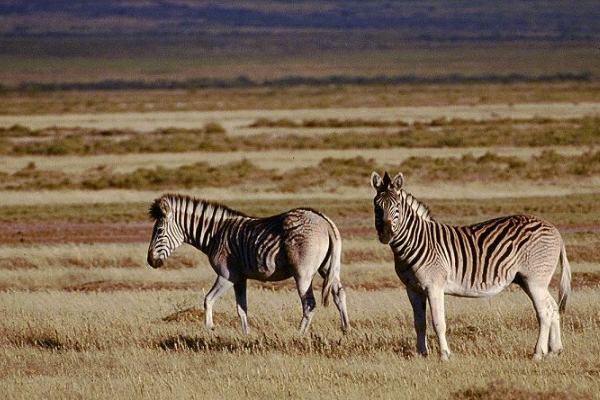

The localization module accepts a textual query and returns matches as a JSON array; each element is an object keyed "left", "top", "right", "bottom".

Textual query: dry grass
[
  {"left": 1, "top": 82, "right": 600, "bottom": 115},
  {"left": 1, "top": 286, "right": 599, "bottom": 399},
  {"left": 0, "top": 191, "right": 598, "bottom": 398}
]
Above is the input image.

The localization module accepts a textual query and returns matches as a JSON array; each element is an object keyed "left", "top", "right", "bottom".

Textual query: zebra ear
[
  {"left": 370, "top": 171, "right": 383, "bottom": 190},
  {"left": 391, "top": 172, "right": 404, "bottom": 191}
]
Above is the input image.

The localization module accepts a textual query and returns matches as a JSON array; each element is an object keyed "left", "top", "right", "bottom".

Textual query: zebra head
[
  {"left": 370, "top": 171, "right": 404, "bottom": 244},
  {"left": 147, "top": 197, "right": 185, "bottom": 268}
]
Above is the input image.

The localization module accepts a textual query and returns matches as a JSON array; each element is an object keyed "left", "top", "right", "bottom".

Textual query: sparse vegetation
[
  {"left": 1, "top": 117, "right": 598, "bottom": 155},
  {"left": 2, "top": 83, "right": 600, "bottom": 115},
  {"left": 1, "top": 151, "right": 598, "bottom": 191},
  {"left": 249, "top": 117, "right": 410, "bottom": 128}
]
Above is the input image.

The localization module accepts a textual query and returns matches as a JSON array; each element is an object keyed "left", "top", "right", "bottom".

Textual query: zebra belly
[
  {"left": 245, "top": 268, "right": 294, "bottom": 282},
  {"left": 241, "top": 248, "right": 294, "bottom": 281},
  {"left": 444, "top": 280, "right": 510, "bottom": 298}
]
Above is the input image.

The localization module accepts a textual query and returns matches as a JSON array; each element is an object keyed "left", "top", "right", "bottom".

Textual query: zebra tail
[
  {"left": 558, "top": 243, "right": 572, "bottom": 313},
  {"left": 321, "top": 226, "right": 341, "bottom": 307}
]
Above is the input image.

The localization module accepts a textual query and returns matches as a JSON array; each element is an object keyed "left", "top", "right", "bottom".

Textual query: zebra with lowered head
[
  {"left": 147, "top": 193, "right": 349, "bottom": 334},
  {"left": 370, "top": 171, "right": 571, "bottom": 361}
]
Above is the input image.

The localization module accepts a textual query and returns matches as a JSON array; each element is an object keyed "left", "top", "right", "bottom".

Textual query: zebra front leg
[
  {"left": 204, "top": 275, "right": 233, "bottom": 330},
  {"left": 427, "top": 287, "right": 451, "bottom": 361},
  {"left": 406, "top": 287, "right": 428, "bottom": 356},
  {"left": 295, "top": 275, "right": 316, "bottom": 334},
  {"left": 234, "top": 279, "right": 249, "bottom": 335}
]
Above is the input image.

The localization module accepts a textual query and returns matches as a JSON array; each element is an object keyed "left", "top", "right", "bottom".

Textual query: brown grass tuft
[
  {"left": 452, "top": 380, "right": 587, "bottom": 400},
  {"left": 162, "top": 307, "right": 213, "bottom": 323},
  {"left": 63, "top": 280, "right": 198, "bottom": 292}
]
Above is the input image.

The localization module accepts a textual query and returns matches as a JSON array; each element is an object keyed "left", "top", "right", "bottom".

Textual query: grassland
[
  {"left": 1, "top": 287, "right": 599, "bottom": 399},
  {"left": 1, "top": 80, "right": 600, "bottom": 398},
  {"left": 1, "top": 192, "right": 599, "bottom": 399}
]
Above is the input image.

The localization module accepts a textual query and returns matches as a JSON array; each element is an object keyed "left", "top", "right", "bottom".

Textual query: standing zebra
[
  {"left": 370, "top": 171, "right": 571, "bottom": 361},
  {"left": 147, "top": 193, "right": 349, "bottom": 334}
]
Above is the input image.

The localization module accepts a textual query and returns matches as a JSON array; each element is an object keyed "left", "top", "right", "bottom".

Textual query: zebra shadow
[{"left": 157, "top": 332, "right": 414, "bottom": 359}]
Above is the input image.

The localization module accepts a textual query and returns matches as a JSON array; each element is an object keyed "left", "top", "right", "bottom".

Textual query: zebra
[
  {"left": 370, "top": 171, "right": 571, "bottom": 361},
  {"left": 147, "top": 193, "right": 349, "bottom": 334}
]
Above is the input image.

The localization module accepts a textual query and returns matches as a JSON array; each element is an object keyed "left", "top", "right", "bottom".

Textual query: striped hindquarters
[{"left": 440, "top": 215, "right": 559, "bottom": 291}]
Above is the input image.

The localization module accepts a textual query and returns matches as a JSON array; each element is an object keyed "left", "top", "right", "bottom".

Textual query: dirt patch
[
  {"left": 0, "top": 222, "right": 152, "bottom": 245},
  {"left": 570, "top": 272, "right": 600, "bottom": 289},
  {"left": 548, "top": 271, "right": 600, "bottom": 290}
]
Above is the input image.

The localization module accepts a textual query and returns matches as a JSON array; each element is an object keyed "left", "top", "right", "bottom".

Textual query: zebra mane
[
  {"left": 149, "top": 193, "right": 248, "bottom": 220},
  {"left": 149, "top": 198, "right": 164, "bottom": 220},
  {"left": 400, "top": 190, "right": 432, "bottom": 221}
]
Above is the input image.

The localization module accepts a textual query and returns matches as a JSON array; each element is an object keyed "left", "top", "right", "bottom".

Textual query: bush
[{"left": 204, "top": 122, "right": 226, "bottom": 134}]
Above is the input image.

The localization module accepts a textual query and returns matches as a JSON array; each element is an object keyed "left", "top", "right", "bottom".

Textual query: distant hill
[
  {"left": 1, "top": 1, "right": 598, "bottom": 39},
  {"left": 1, "top": 1, "right": 598, "bottom": 85}
]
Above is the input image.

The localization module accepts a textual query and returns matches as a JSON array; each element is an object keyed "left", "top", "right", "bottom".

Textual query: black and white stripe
[
  {"left": 147, "top": 193, "right": 349, "bottom": 334},
  {"left": 371, "top": 171, "right": 571, "bottom": 360}
]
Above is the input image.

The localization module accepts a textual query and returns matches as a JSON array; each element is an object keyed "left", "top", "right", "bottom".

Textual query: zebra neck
[
  {"left": 389, "top": 205, "right": 432, "bottom": 263},
  {"left": 399, "top": 190, "right": 431, "bottom": 221},
  {"left": 177, "top": 200, "right": 245, "bottom": 253}
]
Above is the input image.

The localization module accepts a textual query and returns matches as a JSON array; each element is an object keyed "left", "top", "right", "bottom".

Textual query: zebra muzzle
[
  {"left": 147, "top": 251, "right": 164, "bottom": 268},
  {"left": 377, "top": 225, "right": 393, "bottom": 244}
]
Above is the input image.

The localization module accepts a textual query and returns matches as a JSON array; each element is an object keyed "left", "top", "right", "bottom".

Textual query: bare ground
[{"left": 0, "top": 222, "right": 151, "bottom": 245}]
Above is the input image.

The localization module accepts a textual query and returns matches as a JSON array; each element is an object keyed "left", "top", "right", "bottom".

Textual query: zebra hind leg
[
  {"left": 234, "top": 280, "right": 249, "bottom": 335},
  {"left": 525, "top": 283, "right": 555, "bottom": 360},
  {"left": 548, "top": 295, "right": 563, "bottom": 356},
  {"left": 331, "top": 280, "right": 349, "bottom": 333},
  {"left": 295, "top": 275, "right": 316, "bottom": 334}
]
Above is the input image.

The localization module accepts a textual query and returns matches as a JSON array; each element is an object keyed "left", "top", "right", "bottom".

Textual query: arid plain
[{"left": 1, "top": 81, "right": 599, "bottom": 399}]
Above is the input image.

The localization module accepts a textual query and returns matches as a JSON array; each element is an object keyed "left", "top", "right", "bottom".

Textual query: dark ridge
[
  {"left": 1, "top": 1, "right": 599, "bottom": 37},
  {"left": 9, "top": 72, "right": 593, "bottom": 92}
]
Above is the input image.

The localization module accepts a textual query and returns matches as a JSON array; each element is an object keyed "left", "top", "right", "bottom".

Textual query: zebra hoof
[
  {"left": 440, "top": 351, "right": 450, "bottom": 362},
  {"left": 416, "top": 350, "right": 428, "bottom": 358},
  {"left": 532, "top": 353, "right": 544, "bottom": 361}
]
